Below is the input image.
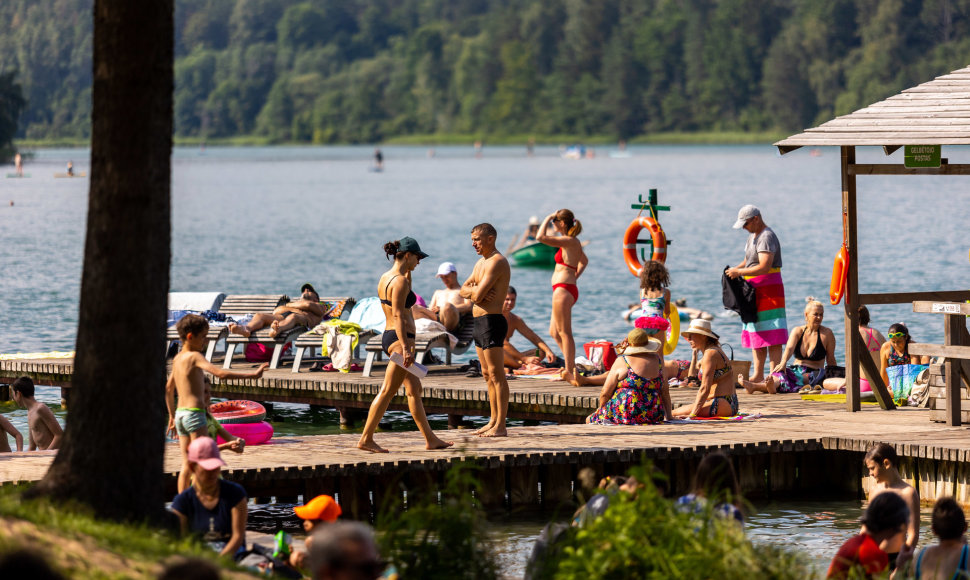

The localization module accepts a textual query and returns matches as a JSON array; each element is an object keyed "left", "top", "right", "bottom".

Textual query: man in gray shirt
[{"left": 726, "top": 205, "right": 789, "bottom": 382}]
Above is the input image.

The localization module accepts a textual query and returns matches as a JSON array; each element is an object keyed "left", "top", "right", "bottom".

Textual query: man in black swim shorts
[{"left": 460, "top": 223, "right": 512, "bottom": 437}]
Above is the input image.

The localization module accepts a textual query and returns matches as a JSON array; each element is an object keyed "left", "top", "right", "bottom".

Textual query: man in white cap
[
  {"left": 725, "top": 205, "right": 788, "bottom": 382},
  {"left": 413, "top": 261, "right": 472, "bottom": 331}
]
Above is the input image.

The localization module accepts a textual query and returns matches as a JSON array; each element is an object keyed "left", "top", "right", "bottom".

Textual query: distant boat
[
  {"left": 5, "top": 173, "right": 30, "bottom": 178},
  {"left": 608, "top": 150, "right": 632, "bottom": 159},
  {"left": 560, "top": 145, "right": 585, "bottom": 160},
  {"left": 54, "top": 172, "right": 87, "bottom": 178},
  {"left": 509, "top": 241, "right": 557, "bottom": 267}
]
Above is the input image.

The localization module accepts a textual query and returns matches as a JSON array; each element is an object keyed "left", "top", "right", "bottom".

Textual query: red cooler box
[{"left": 584, "top": 341, "right": 616, "bottom": 373}]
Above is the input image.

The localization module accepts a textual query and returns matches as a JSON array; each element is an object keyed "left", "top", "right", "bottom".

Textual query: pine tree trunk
[{"left": 26, "top": 0, "right": 173, "bottom": 523}]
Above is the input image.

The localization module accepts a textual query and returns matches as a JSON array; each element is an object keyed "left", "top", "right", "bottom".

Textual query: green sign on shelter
[{"left": 904, "top": 145, "right": 941, "bottom": 168}]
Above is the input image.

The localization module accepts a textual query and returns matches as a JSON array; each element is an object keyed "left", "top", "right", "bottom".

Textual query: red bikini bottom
[{"left": 552, "top": 283, "right": 579, "bottom": 303}]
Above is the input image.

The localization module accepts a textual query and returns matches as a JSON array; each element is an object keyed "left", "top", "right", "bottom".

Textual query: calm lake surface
[{"left": 2, "top": 144, "right": 968, "bottom": 575}]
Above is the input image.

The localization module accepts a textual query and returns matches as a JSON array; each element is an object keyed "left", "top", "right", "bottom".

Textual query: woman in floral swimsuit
[
  {"left": 587, "top": 328, "right": 671, "bottom": 425},
  {"left": 880, "top": 322, "right": 929, "bottom": 387}
]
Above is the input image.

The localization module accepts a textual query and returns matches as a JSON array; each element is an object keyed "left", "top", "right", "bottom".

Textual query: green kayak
[{"left": 510, "top": 241, "right": 556, "bottom": 267}]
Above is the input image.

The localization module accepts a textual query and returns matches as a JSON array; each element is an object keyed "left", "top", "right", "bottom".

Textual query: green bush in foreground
[{"left": 532, "top": 465, "right": 814, "bottom": 580}]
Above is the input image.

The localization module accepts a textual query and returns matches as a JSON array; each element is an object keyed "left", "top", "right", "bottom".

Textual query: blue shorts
[{"left": 175, "top": 407, "right": 207, "bottom": 436}]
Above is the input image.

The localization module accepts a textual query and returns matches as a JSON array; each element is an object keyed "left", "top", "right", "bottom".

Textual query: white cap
[
  {"left": 733, "top": 204, "right": 761, "bottom": 229},
  {"left": 529, "top": 216, "right": 539, "bottom": 225},
  {"left": 435, "top": 262, "right": 457, "bottom": 277}
]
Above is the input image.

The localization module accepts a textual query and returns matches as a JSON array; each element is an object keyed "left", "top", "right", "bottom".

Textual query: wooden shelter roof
[{"left": 775, "top": 65, "right": 970, "bottom": 153}]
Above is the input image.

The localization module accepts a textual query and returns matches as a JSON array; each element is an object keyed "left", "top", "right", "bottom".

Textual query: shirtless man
[
  {"left": 460, "top": 223, "right": 511, "bottom": 437},
  {"left": 228, "top": 283, "right": 326, "bottom": 338},
  {"left": 865, "top": 443, "right": 919, "bottom": 568},
  {"left": 413, "top": 262, "right": 471, "bottom": 331},
  {"left": 14, "top": 153, "right": 23, "bottom": 177},
  {"left": 10, "top": 376, "right": 62, "bottom": 451},
  {"left": 0, "top": 412, "right": 24, "bottom": 452},
  {"left": 502, "top": 286, "right": 556, "bottom": 369}
]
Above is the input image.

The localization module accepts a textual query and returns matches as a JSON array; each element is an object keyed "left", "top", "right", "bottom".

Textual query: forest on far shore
[{"left": 2, "top": 0, "right": 970, "bottom": 144}]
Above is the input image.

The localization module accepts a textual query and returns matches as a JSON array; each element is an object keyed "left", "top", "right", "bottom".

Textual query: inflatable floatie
[
  {"left": 219, "top": 421, "right": 274, "bottom": 446},
  {"left": 210, "top": 400, "right": 266, "bottom": 424},
  {"left": 623, "top": 215, "right": 667, "bottom": 275}
]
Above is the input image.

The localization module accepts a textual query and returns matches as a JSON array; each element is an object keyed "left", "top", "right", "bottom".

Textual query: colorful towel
[
  {"left": 887, "top": 363, "right": 929, "bottom": 403},
  {"left": 741, "top": 268, "right": 788, "bottom": 349},
  {"left": 0, "top": 351, "right": 75, "bottom": 360}
]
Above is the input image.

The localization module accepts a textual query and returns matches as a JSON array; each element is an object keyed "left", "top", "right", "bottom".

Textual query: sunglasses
[{"left": 888, "top": 332, "right": 907, "bottom": 339}]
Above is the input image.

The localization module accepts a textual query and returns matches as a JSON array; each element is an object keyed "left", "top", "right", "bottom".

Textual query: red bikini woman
[{"left": 537, "top": 209, "right": 588, "bottom": 384}]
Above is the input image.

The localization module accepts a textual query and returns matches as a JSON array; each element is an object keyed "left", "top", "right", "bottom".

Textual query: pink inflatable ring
[{"left": 219, "top": 421, "right": 274, "bottom": 446}]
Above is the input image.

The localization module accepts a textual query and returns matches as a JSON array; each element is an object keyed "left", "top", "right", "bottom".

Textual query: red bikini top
[{"left": 555, "top": 248, "right": 577, "bottom": 270}]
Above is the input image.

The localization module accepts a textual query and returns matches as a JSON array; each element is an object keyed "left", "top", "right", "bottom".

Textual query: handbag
[{"left": 824, "top": 365, "right": 845, "bottom": 379}]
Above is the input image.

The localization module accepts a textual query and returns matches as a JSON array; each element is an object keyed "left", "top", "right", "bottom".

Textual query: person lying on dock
[
  {"left": 170, "top": 437, "right": 248, "bottom": 560},
  {"left": 412, "top": 261, "right": 472, "bottom": 332},
  {"left": 10, "top": 376, "right": 62, "bottom": 451},
  {"left": 167, "top": 314, "right": 268, "bottom": 492},
  {"left": 502, "top": 286, "right": 556, "bottom": 370},
  {"left": 0, "top": 412, "right": 24, "bottom": 452},
  {"left": 865, "top": 443, "right": 919, "bottom": 571},
  {"left": 228, "top": 284, "right": 326, "bottom": 338}
]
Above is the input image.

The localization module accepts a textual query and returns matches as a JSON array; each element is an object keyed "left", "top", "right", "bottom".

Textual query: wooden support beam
[
  {"left": 910, "top": 343, "right": 970, "bottom": 359},
  {"left": 861, "top": 291, "right": 970, "bottom": 305},
  {"left": 945, "top": 314, "right": 963, "bottom": 426},
  {"left": 914, "top": 301, "right": 970, "bottom": 315},
  {"left": 857, "top": 332, "right": 895, "bottom": 410},
  {"left": 849, "top": 163, "right": 970, "bottom": 175},
  {"left": 843, "top": 146, "right": 862, "bottom": 412}
]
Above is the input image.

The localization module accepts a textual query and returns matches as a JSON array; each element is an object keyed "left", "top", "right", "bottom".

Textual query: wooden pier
[{"left": 4, "top": 369, "right": 970, "bottom": 514}]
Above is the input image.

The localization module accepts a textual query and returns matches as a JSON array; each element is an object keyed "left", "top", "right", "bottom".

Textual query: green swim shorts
[{"left": 174, "top": 407, "right": 207, "bottom": 437}]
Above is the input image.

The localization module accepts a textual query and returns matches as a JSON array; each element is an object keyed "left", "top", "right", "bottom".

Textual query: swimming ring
[{"left": 210, "top": 400, "right": 267, "bottom": 424}]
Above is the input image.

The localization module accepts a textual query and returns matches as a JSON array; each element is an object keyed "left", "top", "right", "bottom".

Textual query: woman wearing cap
[
  {"left": 537, "top": 209, "right": 588, "bottom": 383},
  {"left": 357, "top": 237, "right": 453, "bottom": 454},
  {"left": 170, "top": 437, "right": 248, "bottom": 558},
  {"left": 586, "top": 328, "right": 671, "bottom": 425},
  {"left": 672, "top": 320, "right": 739, "bottom": 418},
  {"left": 741, "top": 298, "right": 837, "bottom": 394}
]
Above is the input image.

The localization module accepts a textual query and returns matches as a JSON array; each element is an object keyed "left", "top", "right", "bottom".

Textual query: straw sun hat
[
  {"left": 621, "top": 328, "right": 662, "bottom": 355},
  {"left": 681, "top": 319, "right": 720, "bottom": 342}
]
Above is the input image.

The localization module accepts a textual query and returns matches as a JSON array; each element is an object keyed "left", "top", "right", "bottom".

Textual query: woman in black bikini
[
  {"left": 537, "top": 209, "right": 588, "bottom": 384},
  {"left": 357, "top": 237, "right": 452, "bottom": 454},
  {"left": 672, "top": 319, "right": 739, "bottom": 418},
  {"left": 741, "top": 298, "right": 837, "bottom": 394}
]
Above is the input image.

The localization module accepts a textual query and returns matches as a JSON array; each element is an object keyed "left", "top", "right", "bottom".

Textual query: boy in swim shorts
[
  {"left": 460, "top": 223, "right": 512, "bottom": 437},
  {"left": 166, "top": 314, "right": 268, "bottom": 492}
]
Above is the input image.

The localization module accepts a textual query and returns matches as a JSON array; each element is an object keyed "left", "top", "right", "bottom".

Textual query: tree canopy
[
  {"left": 3, "top": 0, "right": 970, "bottom": 143},
  {"left": 0, "top": 70, "right": 26, "bottom": 161}
]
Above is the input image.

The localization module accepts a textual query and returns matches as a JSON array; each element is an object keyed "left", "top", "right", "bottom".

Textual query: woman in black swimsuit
[
  {"left": 672, "top": 319, "right": 739, "bottom": 417},
  {"left": 357, "top": 237, "right": 452, "bottom": 453}
]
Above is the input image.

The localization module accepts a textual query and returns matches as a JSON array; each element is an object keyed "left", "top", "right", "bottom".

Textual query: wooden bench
[
  {"left": 909, "top": 300, "right": 970, "bottom": 426},
  {"left": 166, "top": 294, "right": 287, "bottom": 361},
  {"left": 361, "top": 314, "right": 475, "bottom": 377}
]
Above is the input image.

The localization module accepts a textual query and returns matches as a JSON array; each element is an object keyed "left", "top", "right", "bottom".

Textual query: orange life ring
[
  {"left": 623, "top": 216, "right": 667, "bottom": 276},
  {"left": 829, "top": 245, "right": 849, "bottom": 305},
  {"left": 210, "top": 400, "right": 267, "bottom": 424}
]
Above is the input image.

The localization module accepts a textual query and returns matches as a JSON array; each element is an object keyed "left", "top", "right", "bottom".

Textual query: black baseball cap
[
  {"left": 301, "top": 283, "right": 316, "bottom": 294},
  {"left": 398, "top": 236, "right": 429, "bottom": 259}
]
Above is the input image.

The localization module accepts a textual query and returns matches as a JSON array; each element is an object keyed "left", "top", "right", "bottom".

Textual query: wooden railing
[{"left": 908, "top": 301, "right": 970, "bottom": 426}]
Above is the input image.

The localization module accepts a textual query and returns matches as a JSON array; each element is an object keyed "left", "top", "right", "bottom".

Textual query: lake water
[{"left": 2, "top": 144, "right": 968, "bottom": 574}]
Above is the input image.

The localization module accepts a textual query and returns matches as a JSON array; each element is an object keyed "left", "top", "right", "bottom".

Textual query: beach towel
[
  {"left": 347, "top": 297, "right": 385, "bottom": 332},
  {"left": 167, "top": 292, "right": 225, "bottom": 312},
  {"left": 741, "top": 268, "right": 788, "bottom": 349},
  {"left": 414, "top": 319, "right": 458, "bottom": 348},
  {"left": 667, "top": 412, "right": 763, "bottom": 423},
  {"left": 722, "top": 267, "right": 757, "bottom": 323},
  {"left": 887, "top": 363, "right": 929, "bottom": 403}
]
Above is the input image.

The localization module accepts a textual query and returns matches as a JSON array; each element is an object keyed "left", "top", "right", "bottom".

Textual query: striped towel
[{"left": 741, "top": 268, "right": 788, "bottom": 349}]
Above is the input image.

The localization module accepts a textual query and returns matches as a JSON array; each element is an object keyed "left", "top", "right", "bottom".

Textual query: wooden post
[
  {"left": 842, "top": 146, "right": 862, "bottom": 412},
  {"left": 945, "top": 313, "right": 962, "bottom": 426}
]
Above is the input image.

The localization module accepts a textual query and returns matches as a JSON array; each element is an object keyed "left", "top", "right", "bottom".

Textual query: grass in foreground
[{"left": 0, "top": 485, "right": 256, "bottom": 579}]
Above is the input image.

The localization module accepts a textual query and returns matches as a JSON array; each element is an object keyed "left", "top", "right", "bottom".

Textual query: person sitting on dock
[
  {"left": 865, "top": 443, "right": 920, "bottom": 570},
  {"left": 0, "top": 412, "right": 24, "bottom": 452},
  {"left": 671, "top": 320, "right": 739, "bottom": 418},
  {"left": 170, "top": 437, "right": 249, "bottom": 560},
  {"left": 308, "top": 521, "right": 384, "bottom": 580},
  {"left": 167, "top": 314, "right": 268, "bottom": 492},
  {"left": 411, "top": 261, "right": 472, "bottom": 332},
  {"left": 827, "top": 491, "right": 909, "bottom": 579},
  {"left": 880, "top": 322, "right": 930, "bottom": 388},
  {"left": 900, "top": 496, "right": 968, "bottom": 580},
  {"left": 586, "top": 329, "right": 671, "bottom": 425},
  {"left": 502, "top": 286, "right": 556, "bottom": 370},
  {"left": 740, "top": 298, "right": 836, "bottom": 395},
  {"left": 227, "top": 284, "right": 326, "bottom": 338},
  {"left": 10, "top": 376, "right": 62, "bottom": 451}
]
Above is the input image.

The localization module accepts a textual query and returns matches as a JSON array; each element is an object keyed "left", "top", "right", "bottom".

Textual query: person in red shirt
[{"left": 828, "top": 492, "right": 910, "bottom": 579}]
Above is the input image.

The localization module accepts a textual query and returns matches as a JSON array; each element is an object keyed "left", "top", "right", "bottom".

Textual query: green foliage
[
  {"left": 375, "top": 462, "right": 500, "bottom": 580},
  {"left": 532, "top": 464, "right": 813, "bottom": 580},
  {"left": 0, "top": 69, "right": 26, "bottom": 162},
  {"left": 5, "top": 0, "right": 970, "bottom": 142}
]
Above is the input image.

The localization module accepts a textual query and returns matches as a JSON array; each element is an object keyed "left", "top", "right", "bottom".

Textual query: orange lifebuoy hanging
[
  {"left": 830, "top": 245, "right": 849, "bottom": 305},
  {"left": 623, "top": 216, "right": 667, "bottom": 276}
]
